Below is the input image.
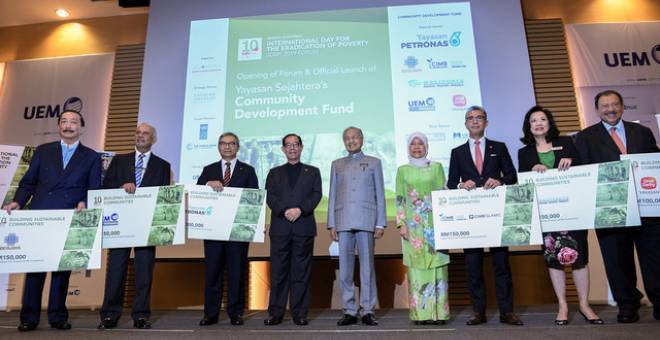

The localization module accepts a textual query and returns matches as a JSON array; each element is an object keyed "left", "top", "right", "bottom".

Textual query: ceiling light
[{"left": 55, "top": 8, "right": 70, "bottom": 18}]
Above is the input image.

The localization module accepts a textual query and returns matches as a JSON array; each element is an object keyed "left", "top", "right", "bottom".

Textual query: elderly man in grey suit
[{"left": 328, "top": 126, "right": 386, "bottom": 326}]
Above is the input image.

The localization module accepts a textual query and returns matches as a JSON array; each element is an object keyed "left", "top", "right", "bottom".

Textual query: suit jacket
[
  {"left": 447, "top": 138, "right": 517, "bottom": 189},
  {"left": 517, "top": 136, "right": 581, "bottom": 172},
  {"left": 196, "top": 159, "right": 258, "bottom": 189},
  {"left": 102, "top": 152, "right": 171, "bottom": 189},
  {"left": 576, "top": 120, "right": 659, "bottom": 164},
  {"left": 327, "top": 152, "right": 386, "bottom": 232},
  {"left": 265, "top": 163, "right": 322, "bottom": 237},
  {"left": 14, "top": 141, "right": 101, "bottom": 209}
]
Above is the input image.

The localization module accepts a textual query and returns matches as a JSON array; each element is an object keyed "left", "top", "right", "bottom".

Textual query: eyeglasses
[
  {"left": 284, "top": 142, "right": 301, "bottom": 149},
  {"left": 219, "top": 141, "right": 237, "bottom": 147},
  {"left": 465, "top": 115, "right": 486, "bottom": 122}
]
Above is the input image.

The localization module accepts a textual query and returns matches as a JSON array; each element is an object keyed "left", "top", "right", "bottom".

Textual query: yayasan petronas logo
[{"left": 4, "top": 233, "right": 18, "bottom": 246}]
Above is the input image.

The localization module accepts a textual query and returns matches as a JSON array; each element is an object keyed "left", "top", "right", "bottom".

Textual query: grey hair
[
  {"left": 342, "top": 126, "right": 363, "bottom": 139},
  {"left": 137, "top": 122, "right": 157, "bottom": 140},
  {"left": 465, "top": 105, "right": 488, "bottom": 120},
  {"left": 219, "top": 132, "right": 240, "bottom": 148}
]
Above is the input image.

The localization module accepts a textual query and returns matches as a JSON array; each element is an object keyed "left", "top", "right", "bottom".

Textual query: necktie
[
  {"left": 474, "top": 140, "right": 483, "bottom": 175},
  {"left": 135, "top": 154, "right": 145, "bottom": 187},
  {"left": 223, "top": 162, "right": 231, "bottom": 185},
  {"left": 610, "top": 127, "right": 627, "bottom": 155}
]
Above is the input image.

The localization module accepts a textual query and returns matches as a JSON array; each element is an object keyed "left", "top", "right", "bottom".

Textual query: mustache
[
  {"left": 604, "top": 111, "right": 618, "bottom": 116},
  {"left": 62, "top": 129, "right": 75, "bottom": 133}
]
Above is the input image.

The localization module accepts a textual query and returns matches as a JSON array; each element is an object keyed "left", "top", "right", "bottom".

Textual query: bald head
[{"left": 135, "top": 123, "right": 157, "bottom": 153}]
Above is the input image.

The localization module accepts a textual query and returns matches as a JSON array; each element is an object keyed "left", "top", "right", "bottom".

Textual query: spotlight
[{"left": 55, "top": 8, "right": 70, "bottom": 18}]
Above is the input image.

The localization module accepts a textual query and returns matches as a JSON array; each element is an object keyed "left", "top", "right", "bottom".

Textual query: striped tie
[
  {"left": 135, "top": 154, "right": 145, "bottom": 187},
  {"left": 223, "top": 162, "right": 231, "bottom": 185}
]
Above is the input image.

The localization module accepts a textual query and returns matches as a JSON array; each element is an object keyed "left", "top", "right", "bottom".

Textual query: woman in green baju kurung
[{"left": 396, "top": 132, "right": 450, "bottom": 325}]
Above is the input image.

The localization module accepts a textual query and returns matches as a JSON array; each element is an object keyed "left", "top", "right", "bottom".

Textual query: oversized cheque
[
  {"left": 87, "top": 185, "right": 186, "bottom": 248},
  {"left": 431, "top": 183, "right": 542, "bottom": 250},
  {"left": 0, "top": 209, "right": 103, "bottom": 273},
  {"left": 518, "top": 160, "right": 640, "bottom": 232},
  {"left": 186, "top": 185, "right": 266, "bottom": 243}
]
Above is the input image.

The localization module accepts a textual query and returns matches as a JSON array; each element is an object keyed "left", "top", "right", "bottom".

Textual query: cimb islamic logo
[{"left": 23, "top": 96, "right": 83, "bottom": 120}]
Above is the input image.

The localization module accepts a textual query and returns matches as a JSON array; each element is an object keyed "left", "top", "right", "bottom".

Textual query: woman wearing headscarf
[
  {"left": 518, "top": 105, "right": 603, "bottom": 325},
  {"left": 395, "top": 132, "right": 450, "bottom": 325}
]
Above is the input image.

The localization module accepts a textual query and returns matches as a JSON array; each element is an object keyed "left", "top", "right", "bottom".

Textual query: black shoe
[
  {"left": 133, "top": 318, "right": 152, "bottom": 329},
  {"left": 579, "top": 311, "right": 604, "bottom": 325},
  {"left": 264, "top": 316, "right": 283, "bottom": 326},
  {"left": 230, "top": 316, "right": 244, "bottom": 326},
  {"left": 98, "top": 317, "right": 118, "bottom": 329},
  {"left": 555, "top": 319, "right": 568, "bottom": 326},
  {"left": 500, "top": 312, "right": 523, "bottom": 326},
  {"left": 50, "top": 320, "right": 72, "bottom": 330},
  {"left": 361, "top": 314, "right": 378, "bottom": 326},
  {"left": 293, "top": 318, "right": 309, "bottom": 326},
  {"left": 17, "top": 321, "right": 37, "bottom": 332},
  {"left": 466, "top": 314, "right": 487, "bottom": 326},
  {"left": 434, "top": 320, "right": 446, "bottom": 325},
  {"left": 199, "top": 315, "right": 219, "bottom": 326},
  {"left": 617, "top": 313, "right": 639, "bottom": 324},
  {"left": 654, "top": 310, "right": 660, "bottom": 321},
  {"left": 337, "top": 314, "right": 358, "bottom": 326}
]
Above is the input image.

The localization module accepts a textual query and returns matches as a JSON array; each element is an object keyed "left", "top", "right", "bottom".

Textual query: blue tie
[{"left": 135, "top": 154, "right": 145, "bottom": 187}]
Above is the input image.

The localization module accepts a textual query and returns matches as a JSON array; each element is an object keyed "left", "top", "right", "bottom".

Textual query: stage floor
[{"left": 0, "top": 305, "right": 658, "bottom": 339}]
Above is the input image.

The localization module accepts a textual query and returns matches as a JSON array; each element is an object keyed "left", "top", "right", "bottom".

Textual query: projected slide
[{"left": 181, "top": 2, "right": 482, "bottom": 219}]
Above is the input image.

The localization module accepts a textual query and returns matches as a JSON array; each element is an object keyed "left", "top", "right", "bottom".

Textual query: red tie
[
  {"left": 610, "top": 127, "right": 627, "bottom": 155},
  {"left": 223, "top": 162, "right": 231, "bottom": 185},
  {"left": 474, "top": 140, "right": 483, "bottom": 175}
]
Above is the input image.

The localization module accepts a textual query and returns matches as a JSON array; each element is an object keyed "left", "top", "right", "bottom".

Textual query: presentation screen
[
  {"left": 181, "top": 2, "right": 480, "bottom": 218},
  {"left": 139, "top": 0, "right": 535, "bottom": 256}
]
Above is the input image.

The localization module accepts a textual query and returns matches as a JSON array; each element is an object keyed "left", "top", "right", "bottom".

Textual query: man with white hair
[{"left": 98, "top": 123, "right": 171, "bottom": 330}]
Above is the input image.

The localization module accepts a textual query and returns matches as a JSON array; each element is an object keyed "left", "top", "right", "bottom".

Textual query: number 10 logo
[{"left": 238, "top": 38, "right": 262, "bottom": 61}]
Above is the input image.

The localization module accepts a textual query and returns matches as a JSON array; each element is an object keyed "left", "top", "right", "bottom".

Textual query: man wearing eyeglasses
[
  {"left": 263, "top": 134, "right": 322, "bottom": 326},
  {"left": 446, "top": 106, "right": 522, "bottom": 326},
  {"left": 197, "top": 132, "right": 259, "bottom": 326}
]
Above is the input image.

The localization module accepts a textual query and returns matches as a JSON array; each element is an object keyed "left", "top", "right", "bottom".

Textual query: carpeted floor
[{"left": 0, "top": 305, "right": 658, "bottom": 339}]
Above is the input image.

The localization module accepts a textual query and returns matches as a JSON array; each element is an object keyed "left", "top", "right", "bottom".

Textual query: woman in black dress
[{"left": 518, "top": 106, "right": 603, "bottom": 325}]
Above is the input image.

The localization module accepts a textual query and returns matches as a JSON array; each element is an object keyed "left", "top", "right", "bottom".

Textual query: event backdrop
[
  {"left": 0, "top": 54, "right": 114, "bottom": 310},
  {"left": 566, "top": 22, "right": 660, "bottom": 137},
  {"left": 0, "top": 54, "right": 114, "bottom": 150}
]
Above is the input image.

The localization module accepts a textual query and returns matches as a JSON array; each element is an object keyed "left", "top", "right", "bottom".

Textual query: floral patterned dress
[
  {"left": 538, "top": 151, "right": 589, "bottom": 270},
  {"left": 396, "top": 162, "right": 450, "bottom": 321}
]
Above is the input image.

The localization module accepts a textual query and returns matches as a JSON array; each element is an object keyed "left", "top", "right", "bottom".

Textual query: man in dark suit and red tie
[
  {"left": 576, "top": 90, "right": 660, "bottom": 323},
  {"left": 446, "top": 105, "right": 523, "bottom": 326},
  {"left": 98, "top": 123, "right": 171, "bottom": 330},
  {"left": 3, "top": 110, "right": 102, "bottom": 332},
  {"left": 197, "top": 132, "right": 259, "bottom": 326},
  {"left": 263, "top": 133, "right": 322, "bottom": 326}
]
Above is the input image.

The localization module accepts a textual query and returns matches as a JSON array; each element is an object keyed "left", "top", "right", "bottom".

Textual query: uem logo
[
  {"left": 427, "top": 58, "right": 447, "bottom": 69},
  {"left": 24, "top": 96, "right": 83, "bottom": 120},
  {"left": 604, "top": 45, "right": 660, "bottom": 67},
  {"left": 408, "top": 97, "right": 436, "bottom": 112},
  {"left": 102, "top": 213, "right": 119, "bottom": 226}
]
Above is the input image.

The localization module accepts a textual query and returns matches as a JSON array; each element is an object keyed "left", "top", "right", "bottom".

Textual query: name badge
[{"left": 551, "top": 146, "right": 563, "bottom": 151}]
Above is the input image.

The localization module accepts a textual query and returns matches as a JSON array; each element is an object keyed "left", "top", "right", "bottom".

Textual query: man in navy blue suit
[
  {"left": 447, "top": 105, "right": 522, "bottom": 326},
  {"left": 3, "top": 110, "right": 102, "bottom": 332},
  {"left": 197, "top": 132, "right": 259, "bottom": 326}
]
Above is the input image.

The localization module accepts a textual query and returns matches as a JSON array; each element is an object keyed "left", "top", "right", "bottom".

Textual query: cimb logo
[{"left": 23, "top": 97, "right": 83, "bottom": 120}]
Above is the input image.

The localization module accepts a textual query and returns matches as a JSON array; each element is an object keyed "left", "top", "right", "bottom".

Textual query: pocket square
[{"left": 490, "top": 154, "right": 497, "bottom": 156}]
